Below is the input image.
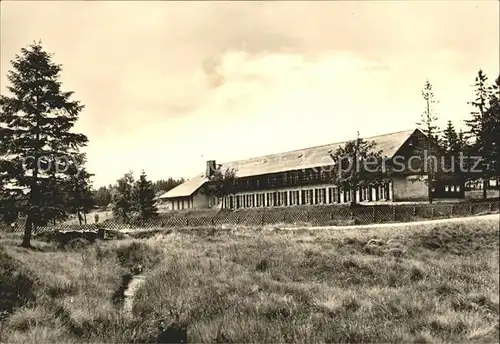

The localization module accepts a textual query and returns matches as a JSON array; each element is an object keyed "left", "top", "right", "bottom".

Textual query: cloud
[{"left": 202, "top": 56, "right": 225, "bottom": 88}]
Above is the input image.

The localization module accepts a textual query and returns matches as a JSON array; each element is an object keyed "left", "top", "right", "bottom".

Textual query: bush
[{"left": 114, "top": 241, "right": 164, "bottom": 274}]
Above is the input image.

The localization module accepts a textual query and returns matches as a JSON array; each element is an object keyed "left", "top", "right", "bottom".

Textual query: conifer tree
[
  {"left": 417, "top": 80, "right": 441, "bottom": 203},
  {"left": 465, "top": 70, "right": 496, "bottom": 198},
  {"left": 0, "top": 42, "right": 88, "bottom": 247},
  {"left": 134, "top": 170, "right": 158, "bottom": 220},
  {"left": 442, "top": 120, "right": 459, "bottom": 156},
  {"left": 483, "top": 75, "right": 500, "bottom": 186},
  {"left": 112, "top": 171, "right": 135, "bottom": 223}
]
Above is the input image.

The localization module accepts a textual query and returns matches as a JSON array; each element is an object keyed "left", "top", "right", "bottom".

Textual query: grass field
[{"left": 1, "top": 216, "right": 499, "bottom": 343}]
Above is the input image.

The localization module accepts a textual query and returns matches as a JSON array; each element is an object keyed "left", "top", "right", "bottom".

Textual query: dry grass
[{"left": 1, "top": 216, "right": 499, "bottom": 343}]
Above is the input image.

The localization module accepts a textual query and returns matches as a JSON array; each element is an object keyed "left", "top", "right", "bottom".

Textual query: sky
[{"left": 1, "top": 1, "right": 498, "bottom": 188}]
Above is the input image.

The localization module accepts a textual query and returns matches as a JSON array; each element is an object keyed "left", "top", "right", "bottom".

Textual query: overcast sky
[{"left": 1, "top": 1, "right": 498, "bottom": 187}]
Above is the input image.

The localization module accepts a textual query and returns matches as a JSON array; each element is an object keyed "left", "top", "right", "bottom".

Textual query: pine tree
[
  {"left": 0, "top": 42, "right": 88, "bottom": 247},
  {"left": 112, "top": 171, "right": 135, "bottom": 223},
  {"left": 465, "top": 70, "right": 495, "bottom": 198},
  {"left": 483, "top": 75, "right": 500, "bottom": 186},
  {"left": 135, "top": 170, "right": 158, "bottom": 220},
  {"left": 417, "top": 80, "right": 441, "bottom": 203},
  {"left": 442, "top": 120, "right": 459, "bottom": 156},
  {"left": 329, "top": 132, "right": 384, "bottom": 206}
]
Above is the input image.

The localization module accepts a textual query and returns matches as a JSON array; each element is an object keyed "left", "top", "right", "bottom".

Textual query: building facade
[{"left": 158, "top": 128, "right": 465, "bottom": 210}]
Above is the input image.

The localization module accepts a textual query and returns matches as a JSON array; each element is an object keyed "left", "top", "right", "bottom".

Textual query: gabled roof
[
  {"left": 159, "top": 128, "right": 418, "bottom": 199},
  {"left": 158, "top": 174, "right": 208, "bottom": 199}
]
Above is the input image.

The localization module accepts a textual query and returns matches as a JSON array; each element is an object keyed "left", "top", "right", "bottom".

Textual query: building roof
[
  {"left": 158, "top": 174, "right": 208, "bottom": 199},
  {"left": 159, "top": 128, "right": 418, "bottom": 199}
]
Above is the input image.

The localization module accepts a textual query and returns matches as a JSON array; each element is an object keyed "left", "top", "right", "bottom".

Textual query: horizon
[{"left": 1, "top": 1, "right": 498, "bottom": 188}]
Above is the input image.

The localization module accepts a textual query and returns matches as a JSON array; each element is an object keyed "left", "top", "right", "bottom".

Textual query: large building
[{"left": 158, "top": 128, "right": 465, "bottom": 210}]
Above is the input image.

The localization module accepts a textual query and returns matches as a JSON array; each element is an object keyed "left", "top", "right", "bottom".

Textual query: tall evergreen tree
[
  {"left": 112, "top": 171, "right": 135, "bottom": 223},
  {"left": 417, "top": 80, "right": 441, "bottom": 203},
  {"left": 135, "top": 170, "right": 158, "bottom": 220},
  {"left": 483, "top": 75, "right": 500, "bottom": 186},
  {"left": 465, "top": 70, "right": 495, "bottom": 198},
  {"left": 0, "top": 42, "right": 88, "bottom": 247},
  {"left": 442, "top": 120, "right": 459, "bottom": 156}
]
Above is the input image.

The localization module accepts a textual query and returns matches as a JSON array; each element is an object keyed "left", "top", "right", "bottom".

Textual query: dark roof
[{"left": 159, "top": 128, "right": 418, "bottom": 199}]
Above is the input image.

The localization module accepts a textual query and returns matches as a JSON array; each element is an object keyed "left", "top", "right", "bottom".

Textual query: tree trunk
[
  {"left": 482, "top": 179, "right": 488, "bottom": 199},
  {"left": 428, "top": 182, "right": 433, "bottom": 204},
  {"left": 77, "top": 210, "right": 82, "bottom": 225},
  {"left": 21, "top": 99, "right": 41, "bottom": 248},
  {"left": 84, "top": 212, "right": 87, "bottom": 224},
  {"left": 21, "top": 215, "right": 33, "bottom": 248},
  {"left": 350, "top": 186, "right": 357, "bottom": 207}
]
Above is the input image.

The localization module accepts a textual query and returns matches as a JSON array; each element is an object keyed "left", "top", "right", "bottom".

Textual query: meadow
[{"left": 0, "top": 215, "right": 499, "bottom": 343}]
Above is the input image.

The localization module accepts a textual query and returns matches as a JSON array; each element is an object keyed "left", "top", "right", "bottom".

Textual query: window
[
  {"left": 361, "top": 186, "right": 368, "bottom": 201},
  {"left": 345, "top": 189, "right": 351, "bottom": 202},
  {"left": 257, "top": 194, "right": 265, "bottom": 207},
  {"left": 266, "top": 192, "right": 273, "bottom": 207},
  {"left": 303, "top": 189, "right": 313, "bottom": 204},
  {"left": 456, "top": 185, "right": 461, "bottom": 192},
  {"left": 329, "top": 187, "right": 338, "bottom": 203},
  {"left": 315, "top": 188, "right": 326, "bottom": 204},
  {"left": 290, "top": 190, "right": 298, "bottom": 205},
  {"left": 282, "top": 192, "right": 288, "bottom": 206},
  {"left": 445, "top": 185, "right": 449, "bottom": 192}
]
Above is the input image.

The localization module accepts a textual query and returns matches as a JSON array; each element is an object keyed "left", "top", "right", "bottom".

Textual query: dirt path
[
  {"left": 123, "top": 274, "right": 146, "bottom": 315},
  {"left": 282, "top": 213, "right": 499, "bottom": 231}
]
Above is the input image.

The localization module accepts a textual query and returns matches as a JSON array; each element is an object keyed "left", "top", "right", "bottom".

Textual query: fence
[{"left": 2, "top": 201, "right": 499, "bottom": 233}]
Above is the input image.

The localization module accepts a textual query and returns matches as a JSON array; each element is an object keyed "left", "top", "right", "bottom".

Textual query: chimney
[{"left": 206, "top": 160, "right": 216, "bottom": 177}]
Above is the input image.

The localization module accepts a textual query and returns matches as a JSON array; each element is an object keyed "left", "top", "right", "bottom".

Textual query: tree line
[{"left": 92, "top": 176, "right": 184, "bottom": 208}]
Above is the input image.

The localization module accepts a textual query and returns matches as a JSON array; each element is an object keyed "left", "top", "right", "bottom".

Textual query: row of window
[
  {"left": 444, "top": 185, "right": 461, "bottom": 192},
  {"left": 171, "top": 198, "right": 193, "bottom": 210},
  {"left": 222, "top": 183, "right": 391, "bottom": 209}
]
